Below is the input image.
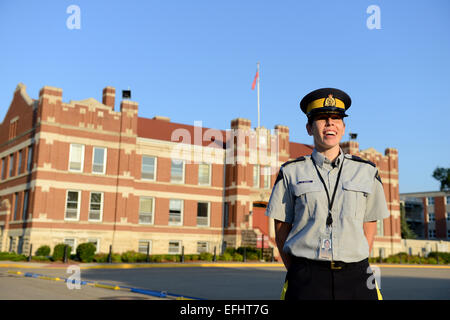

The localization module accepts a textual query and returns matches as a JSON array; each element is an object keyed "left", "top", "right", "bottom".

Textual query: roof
[
  {"left": 289, "top": 142, "right": 313, "bottom": 159},
  {"left": 137, "top": 117, "right": 226, "bottom": 148}
]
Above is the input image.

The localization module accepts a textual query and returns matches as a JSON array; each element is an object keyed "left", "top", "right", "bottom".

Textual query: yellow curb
[
  {"left": 38, "top": 276, "right": 62, "bottom": 281},
  {"left": 80, "top": 263, "right": 285, "bottom": 270},
  {"left": 94, "top": 283, "right": 121, "bottom": 290},
  {"left": 371, "top": 264, "right": 450, "bottom": 269},
  {"left": 7, "top": 270, "right": 22, "bottom": 275}
]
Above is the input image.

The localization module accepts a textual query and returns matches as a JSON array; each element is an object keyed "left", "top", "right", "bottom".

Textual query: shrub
[
  {"left": 428, "top": 252, "right": 450, "bottom": 264},
  {"left": 35, "top": 245, "right": 51, "bottom": 257},
  {"left": 121, "top": 250, "right": 140, "bottom": 263},
  {"left": 31, "top": 255, "right": 50, "bottom": 262},
  {"left": 76, "top": 243, "right": 96, "bottom": 262},
  {"left": 151, "top": 255, "right": 163, "bottom": 263},
  {"left": 0, "top": 252, "right": 27, "bottom": 261},
  {"left": 199, "top": 252, "right": 213, "bottom": 262},
  {"left": 93, "top": 253, "right": 109, "bottom": 263},
  {"left": 111, "top": 253, "right": 122, "bottom": 263},
  {"left": 218, "top": 252, "right": 233, "bottom": 261},
  {"left": 246, "top": 252, "right": 260, "bottom": 261},
  {"left": 52, "top": 244, "right": 72, "bottom": 261},
  {"left": 232, "top": 253, "right": 243, "bottom": 262}
]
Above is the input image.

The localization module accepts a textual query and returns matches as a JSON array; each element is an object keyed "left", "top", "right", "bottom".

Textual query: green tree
[
  {"left": 432, "top": 167, "right": 450, "bottom": 191},
  {"left": 400, "top": 202, "right": 416, "bottom": 239}
]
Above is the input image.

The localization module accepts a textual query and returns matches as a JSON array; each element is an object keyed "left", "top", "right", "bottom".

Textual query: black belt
[{"left": 291, "top": 256, "right": 368, "bottom": 270}]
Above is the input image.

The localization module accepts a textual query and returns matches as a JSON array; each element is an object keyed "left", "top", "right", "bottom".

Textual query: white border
[{"left": 138, "top": 196, "right": 155, "bottom": 225}]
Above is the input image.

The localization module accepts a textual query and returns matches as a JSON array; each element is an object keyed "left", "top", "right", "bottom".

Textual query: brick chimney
[{"left": 102, "top": 86, "right": 115, "bottom": 110}]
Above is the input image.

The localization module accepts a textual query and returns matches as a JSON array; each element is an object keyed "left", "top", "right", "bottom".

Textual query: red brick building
[
  {"left": 0, "top": 84, "right": 401, "bottom": 258},
  {"left": 400, "top": 191, "right": 450, "bottom": 240}
]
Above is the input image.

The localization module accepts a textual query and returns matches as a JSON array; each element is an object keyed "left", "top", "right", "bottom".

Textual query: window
[
  {"left": 447, "top": 213, "right": 450, "bottom": 222},
  {"left": 263, "top": 166, "right": 271, "bottom": 189},
  {"left": 253, "top": 165, "right": 260, "bottom": 188},
  {"left": 64, "top": 238, "right": 76, "bottom": 254},
  {"left": 447, "top": 230, "right": 450, "bottom": 239},
  {"left": 446, "top": 196, "right": 450, "bottom": 205},
  {"left": 428, "top": 213, "right": 435, "bottom": 222},
  {"left": 377, "top": 219, "right": 384, "bottom": 236},
  {"left": 197, "top": 241, "right": 209, "bottom": 254},
  {"left": 197, "top": 202, "right": 210, "bottom": 227},
  {"left": 88, "top": 239, "right": 100, "bottom": 253},
  {"left": 1, "top": 158, "right": 6, "bottom": 180},
  {"left": 427, "top": 197, "right": 434, "bottom": 206},
  {"left": 138, "top": 240, "right": 152, "bottom": 254},
  {"left": 88, "top": 192, "right": 103, "bottom": 221},
  {"left": 169, "top": 199, "right": 183, "bottom": 225},
  {"left": 13, "top": 192, "right": 19, "bottom": 220},
  {"left": 17, "top": 236, "right": 23, "bottom": 254},
  {"left": 22, "top": 190, "right": 29, "bottom": 220},
  {"left": 141, "top": 156, "right": 156, "bottom": 180},
  {"left": 198, "top": 163, "right": 211, "bottom": 185},
  {"left": 92, "top": 147, "right": 106, "bottom": 174},
  {"left": 168, "top": 241, "right": 181, "bottom": 254},
  {"left": 9, "top": 154, "right": 14, "bottom": 177},
  {"left": 171, "top": 159, "right": 184, "bottom": 183},
  {"left": 428, "top": 229, "right": 436, "bottom": 239},
  {"left": 27, "top": 146, "right": 33, "bottom": 172},
  {"left": 17, "top": 150, "right": 22, "bottom": 174},
  {"left": 69, "top": 144, "right": 84, "bottom": 172},
  {"left": 139, "top": 197, "right": 154, "bottom": 224},
  {"left": 65, "top": 191, "right": 81, "bottom": 220},
  {"left": 9, "top": 120, "right": 18, "bottom": 140}
]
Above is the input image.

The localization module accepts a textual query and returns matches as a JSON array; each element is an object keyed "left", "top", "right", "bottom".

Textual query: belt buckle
[{"left": 331, "top": 261, "right": 342, "bottom": 270}]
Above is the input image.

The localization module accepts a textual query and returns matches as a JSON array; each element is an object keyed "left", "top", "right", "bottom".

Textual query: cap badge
[{"left": 324, "top": 94, "right": 336, "bottom": 107}]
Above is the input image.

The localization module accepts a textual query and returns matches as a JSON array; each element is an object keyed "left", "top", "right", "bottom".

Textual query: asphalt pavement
[{"left": 0, "top": 261, "right": 449, "bottom": 300}]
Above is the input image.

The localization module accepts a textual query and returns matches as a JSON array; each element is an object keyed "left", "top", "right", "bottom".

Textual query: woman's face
[{"left": 306, "top": 114, "right": 345, "bottom": 151}]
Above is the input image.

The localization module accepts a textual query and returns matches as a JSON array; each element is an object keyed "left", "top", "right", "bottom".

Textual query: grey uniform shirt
[{"left": 265, "top": 149, "right": 390, "bottom": 263}]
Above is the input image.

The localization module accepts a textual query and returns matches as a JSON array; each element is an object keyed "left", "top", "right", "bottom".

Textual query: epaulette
[
  {"left": 345, "top": 154, "right": 376, "bottom": 167},
  {"left": 281, "top": 156, "right": 306, "bottom": 168}
]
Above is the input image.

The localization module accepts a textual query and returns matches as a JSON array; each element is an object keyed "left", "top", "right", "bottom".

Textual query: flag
[{"left": 251, "top": 70, "right": 259, "bottom": 90}]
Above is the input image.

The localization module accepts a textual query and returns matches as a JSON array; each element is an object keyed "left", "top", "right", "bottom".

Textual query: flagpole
[{"left": 257, "top": 62, "right": 260, "bottom": 128}]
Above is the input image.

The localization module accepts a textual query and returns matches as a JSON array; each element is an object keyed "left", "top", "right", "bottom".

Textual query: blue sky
[{"left": 0, "top": 0, "right": 449, "bottom": 193}]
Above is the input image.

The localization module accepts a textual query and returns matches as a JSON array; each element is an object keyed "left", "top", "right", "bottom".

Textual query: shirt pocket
[
  {"left": 292, "top": 181, "right": 323, "bottom": 219},
  {"left": 342, "top": 181, "right": 372, "bottom": 221}
]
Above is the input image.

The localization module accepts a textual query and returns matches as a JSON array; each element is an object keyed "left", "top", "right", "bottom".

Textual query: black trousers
[{"left": 285, "top": 256, "right": 379, "bottom": 300}]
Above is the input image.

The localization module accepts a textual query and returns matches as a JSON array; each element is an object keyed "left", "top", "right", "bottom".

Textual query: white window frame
[
  {"left": 92, "top": 147, "right": 107, "bottom": 174},
  {"left": 168, "top": 240, "right": 181, "bottom": 254},
  {"left": 427, "top": 197, "right": 435, "bottom": 206},
  {"left": 263, "top": 166, "right": 271, "bottom": 189},
  {"left": 88, "top": 192, "right": 104, "bottom": 222},
  {"left": 253, "top": 164, "right": 260, "bottom": 188},
  {"left": 65, "top": 190, "right": 81, "bottom": 221},
  {"left": 141, "top": 156, "right": 157, "bottom": 181},
  {"left": 139, "top": 196, "right": 155, "bottom": 225},
  {"left": 69, "top": 144, "right": 85, "bottom": 172},
  {"left": 198, "top": 163, "right": 211, "bottom": 186},
  {"left": 64, "top": 238, "right": 77, "bottom": 254},
  {"left": 170, "top": 159, "right": 185, "bottom": 184},
  {"left": 169, "top": 199, "right": 183, "bottom": 226},
  {"left": 197, "top": 201, "right": 210, "bottom": 227},
  {"left": 197, "top": 241, "right": 209, "bottom": 254},
  {"left": 87, "top": 238, "right": 100, "bottom": 254},
  {"left": 138, "top": 240, "right": 152, "bottom": 254}
]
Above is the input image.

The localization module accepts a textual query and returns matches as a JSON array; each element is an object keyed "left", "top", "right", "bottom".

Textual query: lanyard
[{"left": 311, "top": 155, "right": 345, "bottom": 227}]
